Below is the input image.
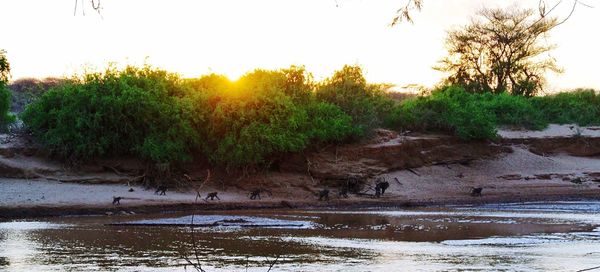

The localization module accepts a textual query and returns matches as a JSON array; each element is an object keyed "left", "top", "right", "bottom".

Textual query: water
[{"left": 1, "top": 201, "right": 599, "bottom": 271}]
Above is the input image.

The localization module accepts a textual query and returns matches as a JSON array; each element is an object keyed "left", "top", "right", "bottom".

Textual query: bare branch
[
  {"left": 73, "top": 0, "right": 102, "bottom": 16},
  {"left": 391, "top": 0, "right": 423, "bottom": 25},
  {"left": 392, "top": 0, "right": 592, "bottom": 26}
]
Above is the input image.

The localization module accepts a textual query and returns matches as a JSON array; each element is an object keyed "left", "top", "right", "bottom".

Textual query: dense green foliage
[
  {"left": 19, "top": 61, "right": 600, "bottom": 166},
  {"left": 386, "top": 86, "right": 600, "bottom": 140},
  {"left": 317, "top": 65, "right": 394, "bottom": 132},
  {"left": 22, "top": 65, "right": 358, "bottom": 166},
  {"left": 385, "top": 86, "right": 497, "bottom": 140},
  {"left": 21, "top": 66, "right": 197, "bottom": 163},
  {"left": 0, "top": 49, "right": 15, "bottom": 131},
  {"left": 531, "top": 89, "right": 600, "bottom": 126},
  {"left": 0, "top": 81, "right": 15, "bottom": 131},
  {"left": 185, "top": 67, "right": 358, "bottom": 167}
]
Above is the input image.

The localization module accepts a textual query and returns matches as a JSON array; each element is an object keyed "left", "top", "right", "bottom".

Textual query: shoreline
[{"left": 2, "top": 193, "right": 599, "bottom": 220}]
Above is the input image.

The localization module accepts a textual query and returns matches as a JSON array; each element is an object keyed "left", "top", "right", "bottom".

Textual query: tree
[
  {"left": 436, "top": 8, "right": 562, "bottom": 96},
  {"left": 391, "top": 0, "right": 589, "bottom": 25},
  {"left": 0, "top": 49, "right": 15, "bottom": 131},
  {"left": 0, "top": 49, "right": 9, "bottom": 83}
]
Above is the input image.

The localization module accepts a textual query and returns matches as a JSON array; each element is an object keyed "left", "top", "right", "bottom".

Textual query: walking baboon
[
  {"left": 375, "top": 179, "right": 390, "bottom": 197},
  {"left": 205, "top": 192, "right": 220, "bottom": 201},
  {"left": 249, "top": 188, "right": 272, "bottom": 200},
  {"left": 318, "top": 189, "right": 330, "bottom": 201},
  {"left": 155, "top": 185, "right": 168, "bottom": 195},
  {"left": 471, "top": 187, "right": 483, "bottom": 197},
  {"left": 249, "top": 190, "right": 261, "bottom": 200},
  {"left": 112, "top": 196, "right": 123, "bottom": 205}
]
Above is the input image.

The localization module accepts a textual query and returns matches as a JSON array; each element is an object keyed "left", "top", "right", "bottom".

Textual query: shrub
[
  {"left": 21, "top": 65, "right": 197, "bottom": 164},
  {"left": 0, "top": 81, "right": 15, "bottom": 131},
  {"left": 478, "top": 92, "right": 547, "bottom": 129},
  {"left": 187, "top": 69, "right": 356, "bottom": 167},
  {"left": 317, "top": 65, "right": 394, "bottom": 132},
  {"left": 302, "top": 101, "right": 359, "bottom": 144},
  {"left": 0, "top": 50, "right": 15, "bottom": 131},
  {"left": 22, "top": 65, "right": 361, "bottom": 167},
  {"left": 386, "top": 86, "right": 600, "bottom": 140},
  {"left": 385, "top": 86, "right": 497, "bottom": 140},
  {"left": 206, "top": 93, "right": 310, "bottom": 167},
  {"left": 531, "top": 89, "right": 600, "bottom": 126}
]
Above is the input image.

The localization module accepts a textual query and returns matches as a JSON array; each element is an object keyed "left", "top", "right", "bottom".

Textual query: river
[{"left": 1, "top": 201, "right": 599, "bottom": 271}]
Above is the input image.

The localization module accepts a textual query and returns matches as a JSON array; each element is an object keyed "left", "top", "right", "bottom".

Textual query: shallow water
[{"left": 1, "top": 201, "right": 600, "bottom": 271}]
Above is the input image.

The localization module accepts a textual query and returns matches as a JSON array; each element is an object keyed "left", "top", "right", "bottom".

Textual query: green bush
[
  {"left": 22, "top": 65, "right": 359, "bottom": 167},
  {"left": 21, "top": 65, "right": 197, "bottom": 163},
  {"left": 206, "top": 93, "right": 309, "bottom": 167},
  {"left": 386, "top": 86, "right": 600, "bottom": 140},
  {"left": 23, "top": 62, "right": 599, "bottom": 168},
  {"left": 0, "top": 50, "right": 15, "bottom": 131},
  {"left": 186, "top": 68, "right": 356, "bottom": 167},
  {"left": 302, "top": 101, "right": 359, "bottom": 144},
  {"left": 0, "top": 81, "right": 15, "bottom": 131},
  {"left": 531, "top": 89, "right": 600, "bottom": 126},
  {"left": 478, "top": 92, "right": 547, "bottom": 129},
  {"left": 317, "top": 65, "right": 394, "bottom": 132},
  {"left": 385, "top": 86, "right": 497, "bottom": 140}
]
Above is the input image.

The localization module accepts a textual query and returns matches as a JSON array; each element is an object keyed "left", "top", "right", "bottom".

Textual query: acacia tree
[
  {"left": 391, "top": 0, "right": 588, "bottom": 25},
  {"left": 436, "top": 8, "right": 562, "bottom": 96}
]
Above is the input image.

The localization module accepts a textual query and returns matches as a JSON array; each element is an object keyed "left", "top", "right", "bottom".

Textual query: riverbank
[{"left": 1, "top": 125, "right": 600, "bottom": 219}]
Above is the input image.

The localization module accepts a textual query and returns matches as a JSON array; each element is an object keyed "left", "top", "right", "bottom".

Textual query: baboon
[
  {"left": 375, "top": 179, "right": 390, "bottom": 197},
  {"left": 249, "top": 188, "right": 272, "bottom": 200},
  {"left": 249, "top": 190, "right": 261, "bottom": 200},
  {"left": 570, "top": 177, "right": 583, "bottom": 184},
  {"left": 471, "top": 187, "right": 483, "bottom": 197},
  {"left": 338, "top": 187, "right": 349, "bottom": 198},
  {"left": 112, "top": 196, "right": 123, "bottom": 205},
  {"left": 318, "top": 189, "right": 330, "bottom": 201},
  {"left": 155, "top": 185, "right": 168, "bottom": 195},
  {"left": 205, "top": 192, "right": 220, "bottom": 201}
]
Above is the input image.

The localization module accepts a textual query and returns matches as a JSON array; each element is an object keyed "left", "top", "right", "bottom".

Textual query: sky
[{"left": 1, "top": 0, "right": 599, "bottom": 92}]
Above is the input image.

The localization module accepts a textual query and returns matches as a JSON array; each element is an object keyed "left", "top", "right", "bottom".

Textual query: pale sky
[{"left": 1, "top": 0, "right": 599, "bottom": 91}]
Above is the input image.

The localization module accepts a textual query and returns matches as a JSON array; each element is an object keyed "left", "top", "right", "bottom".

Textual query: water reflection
[
  {"left": 0, "top": 201, "right": 599, "bottom": 271},
  {"left": 0, "top": 222, "right": 62, "bottom": 272}
]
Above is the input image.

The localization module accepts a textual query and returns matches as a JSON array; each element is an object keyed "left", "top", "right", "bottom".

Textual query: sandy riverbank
[{"left": 1, "top": 125, "right": 600, "bottom": 219}]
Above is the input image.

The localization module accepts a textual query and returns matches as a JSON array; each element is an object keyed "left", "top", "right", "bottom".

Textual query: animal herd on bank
[{"left": 112, "top": 173, "right": 484, "bottom": 206}]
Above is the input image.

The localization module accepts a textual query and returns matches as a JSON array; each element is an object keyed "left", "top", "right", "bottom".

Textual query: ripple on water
[
  {"left": 0, "top": 221, "right": 69, "bottom": 231},
  {"left": 115, "top": 215, "right": 317, "bottom": 229}
]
